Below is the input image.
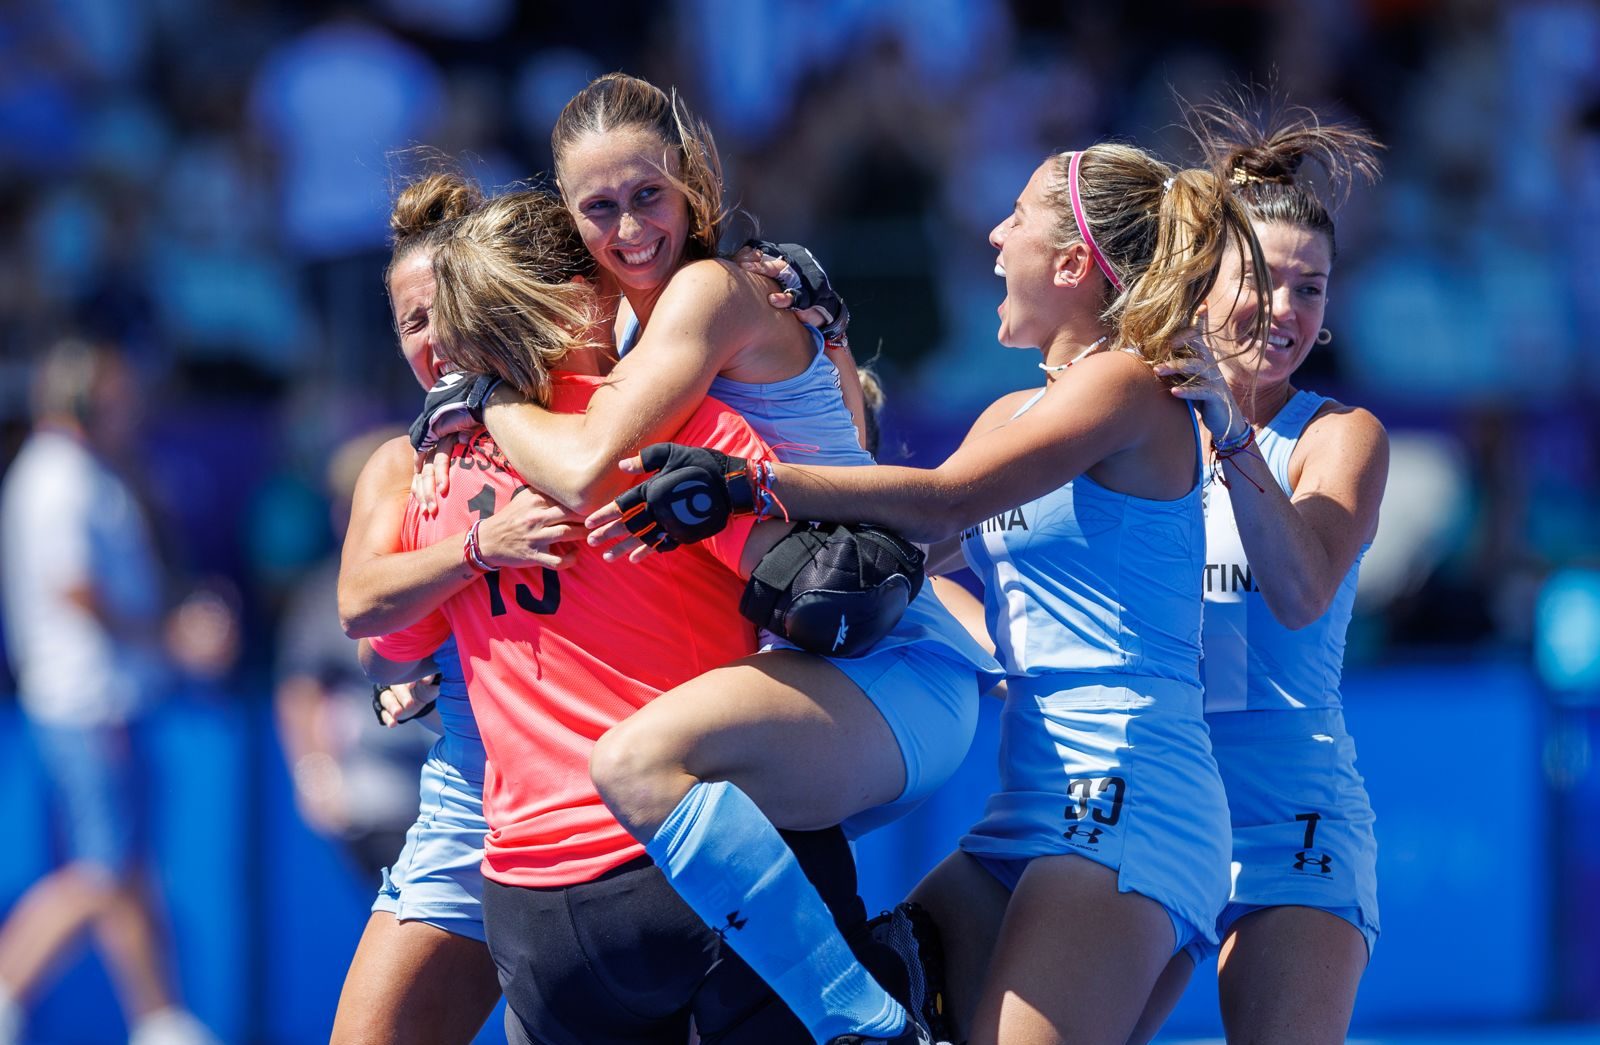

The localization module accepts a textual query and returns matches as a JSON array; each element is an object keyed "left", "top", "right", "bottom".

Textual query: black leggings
[{"left": 484, "top": 828, "right": 886, "bottom": 1045}]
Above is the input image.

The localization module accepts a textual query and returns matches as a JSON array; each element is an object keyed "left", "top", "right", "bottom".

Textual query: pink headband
[{"left": 1066, "top": 150, "right": 1123, "bottom": 293}]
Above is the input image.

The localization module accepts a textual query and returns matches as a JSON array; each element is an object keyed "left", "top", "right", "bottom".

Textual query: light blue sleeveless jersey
[
  {"left": 625, "top": 314, "right": 871, "bottom": 467},
  {"left": 955, "top": 383, "right": 1230, "bottom": 947},
  {"left": 707, "top": 328, "right": 871, "bottom": 467},
  {"left": 1200, "top": 390, "right": 1367, "bottom": 712},
  {"left": 959, "top": 387, "right": 1206, "bottom": 689}
]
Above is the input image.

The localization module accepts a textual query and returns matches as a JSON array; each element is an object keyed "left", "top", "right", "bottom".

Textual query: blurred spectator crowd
[{"left": 2, "top": 0, "right": 1599, "bottom": 684}]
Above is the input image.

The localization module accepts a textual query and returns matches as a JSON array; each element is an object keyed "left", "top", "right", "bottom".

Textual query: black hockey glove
[
  {"left": 613, "top": 443, "right": 759, "bottom": 551},
  {"left": 408, "top": 372, "right": 502, "bottom": 453},
  {"left": 745, "top": 239, "right": 850, "bottom": 343}
]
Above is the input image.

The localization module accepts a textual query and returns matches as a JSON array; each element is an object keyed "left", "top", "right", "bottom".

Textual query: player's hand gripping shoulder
[
  {"left": 409, "top": 372, "right": 502, "bottom": 455},
  {"left": 409, "top": 372, "right": 503, "bottom": 516},
  {"left": 735, "top": 240, "right": 850, "bottom": 342},
  {"left": 1155, "top": 316, "right": 1248, "bottom": 444}
]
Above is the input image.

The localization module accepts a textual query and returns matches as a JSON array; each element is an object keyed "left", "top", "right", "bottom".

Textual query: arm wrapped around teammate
[
  {"left": 612, "top": 443, "right": 760, "bottom": 550},
  {"left": 740, "top": 522, "right": 925, "bottom": 657},
  {"left": 408, "top": 371, "right": 502, "bottom": 453}
]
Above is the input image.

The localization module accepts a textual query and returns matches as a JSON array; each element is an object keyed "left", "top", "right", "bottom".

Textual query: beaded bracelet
[
  {"left": 1209, "top": 427, "right": 1264, "bottom": 493},
  {"left": 1212, "top": 426, "right": 1255, "bottom": 456},
  {"left": 750, "top": 457, "right": 790, "bottom": 523}
]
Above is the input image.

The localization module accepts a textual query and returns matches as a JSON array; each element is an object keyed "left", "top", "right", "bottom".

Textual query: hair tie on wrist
[{"left": 463, "top": 520, "right": 494, "bottom": 573}]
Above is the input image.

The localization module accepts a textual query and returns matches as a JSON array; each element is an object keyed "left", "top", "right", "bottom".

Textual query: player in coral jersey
[{"left": 369, "top": 373, "right": 763, "bottom": 887}]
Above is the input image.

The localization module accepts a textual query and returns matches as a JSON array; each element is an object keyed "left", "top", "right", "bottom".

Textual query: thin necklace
[{"left": 1039, "top": 335, "right": 1109, "bottom": 374}]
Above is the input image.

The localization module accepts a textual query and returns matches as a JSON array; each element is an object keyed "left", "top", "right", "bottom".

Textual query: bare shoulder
[
  {"left": 358, "top": 435, "right": 418, "bottom": 487},
  {"left": 1079, "top": 347, "right": 1167, "bottom": 383},
  {"left": 1291, "top": 398, "right": 1389, "bottom": 490},
  {"left": 659, "top": 257, "right": 766, "bottom": 318},
  {"left": 965, "top": 387, "right": 1043, "bottom": 439},
  {"left": 1301, "top": 399, "right": 1389, "bottom": 458},
  {"left": 1046, "top": 348, "right": 1171, "bottom": 409}
]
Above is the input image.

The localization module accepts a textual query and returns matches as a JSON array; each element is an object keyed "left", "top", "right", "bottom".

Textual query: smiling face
[
  {"left": 989, "top": 159, "right": 1077, "bottom": 349},
  {"left": 388, "top": 250, "right": 443, "bottom": 390},
  {"left": 560, "top": 127, "right": 692, "bottom": 297},
  {"left": 1204, "top": 220, "right": 1332, "bottom": 389}
]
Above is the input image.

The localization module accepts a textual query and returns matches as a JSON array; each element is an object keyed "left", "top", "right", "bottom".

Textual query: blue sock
[{"left": 646, "top": 781, "right": 908, "bottom": 1043}]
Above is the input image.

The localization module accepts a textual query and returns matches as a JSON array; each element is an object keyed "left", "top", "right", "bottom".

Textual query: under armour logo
[
  {"left": 831, "top": 613, "right": 850, "bottom": 651},
  {"left": 1063, "top": 824, "right": 1103, "bottom": 846},
  {"left": 714, "top": 910, "right": 749, "bottom": 940},
  {"left": 1292, "top": 850, "right": 1333, "bottom": 875}
]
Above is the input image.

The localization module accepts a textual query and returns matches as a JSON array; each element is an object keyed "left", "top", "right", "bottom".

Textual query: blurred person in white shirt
[{"left": 0, "top": 339, "right": 222, "bottom": 1045}]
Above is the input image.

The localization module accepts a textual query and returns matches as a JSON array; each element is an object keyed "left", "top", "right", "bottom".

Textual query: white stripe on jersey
[
  {"left": 986, "top": 537, "right": 1031, "bottom": 675},
  {"left": 1202, "top": 480, "right": 1250, "bottom": 712}
]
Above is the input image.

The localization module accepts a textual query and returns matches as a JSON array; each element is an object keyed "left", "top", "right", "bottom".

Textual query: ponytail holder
[
  {"left": 1162, "top": 177, "right": 1175, "bottom": 194},
  {"left": 1066, "top": 150, "right": 1124, "bottom": 293}
]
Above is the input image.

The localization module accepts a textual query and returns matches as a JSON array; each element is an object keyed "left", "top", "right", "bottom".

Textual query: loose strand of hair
[{"left": 1181, "top": 86, "right": 1383, "bottom": 209}]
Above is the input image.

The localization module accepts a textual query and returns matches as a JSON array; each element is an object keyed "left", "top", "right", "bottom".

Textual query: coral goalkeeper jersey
[{"left": 371, "top": 372, "right": 763, "bottom": 887}]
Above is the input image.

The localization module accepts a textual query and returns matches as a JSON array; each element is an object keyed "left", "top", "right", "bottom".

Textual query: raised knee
[{"left": 589, "top": 723, "right": 680, "bottom": 814}]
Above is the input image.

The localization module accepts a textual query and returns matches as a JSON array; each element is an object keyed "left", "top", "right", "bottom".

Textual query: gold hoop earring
[{"left": 1316, "top": 328, "right": 1333, "bottom": 345}]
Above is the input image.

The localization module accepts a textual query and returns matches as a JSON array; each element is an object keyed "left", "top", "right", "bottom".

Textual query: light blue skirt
[
  {"left": 961, "top": 672, "right": 1233, "bottom": 949},
  {"left": 372, "top": 745, "right": 489, "bottom": 942},
  {"left": 1183, "top": 706, "right": 1379, "bottom": 962}
]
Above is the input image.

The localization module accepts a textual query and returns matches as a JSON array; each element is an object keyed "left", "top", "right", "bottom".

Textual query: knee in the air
[{"left": 588, "top": 721, "right": 677, "bottom": 806}]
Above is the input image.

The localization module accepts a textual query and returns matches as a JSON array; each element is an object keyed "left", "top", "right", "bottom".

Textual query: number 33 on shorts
[{"left": 1061, "top": 776, "right": 1126, "bottom": 850}]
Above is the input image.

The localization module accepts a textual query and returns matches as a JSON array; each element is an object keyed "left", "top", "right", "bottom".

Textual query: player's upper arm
[
  {"left": 916, "top": 353, "right": 1157, "bottom": 534},
  {"left": 1287, "top": 404, "right": 1389, "bottom": 580},
  {"left": 579, "top": 261, "right": 759, "bottom": 467},
  {"left": 825, "top": 342, "right": 871, "bottom": 452},
  {"left": 341, "top": 437, "right": 416, "bottom": 566},
  {"left": 960, "top": 389, "right": 1040, "bottom": 449},
  {"left": 337, "top": 437, "right": 418, "bottom": 630},
  {"left": 491, "top": 260, "right": 763, "bottom": 514}
]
